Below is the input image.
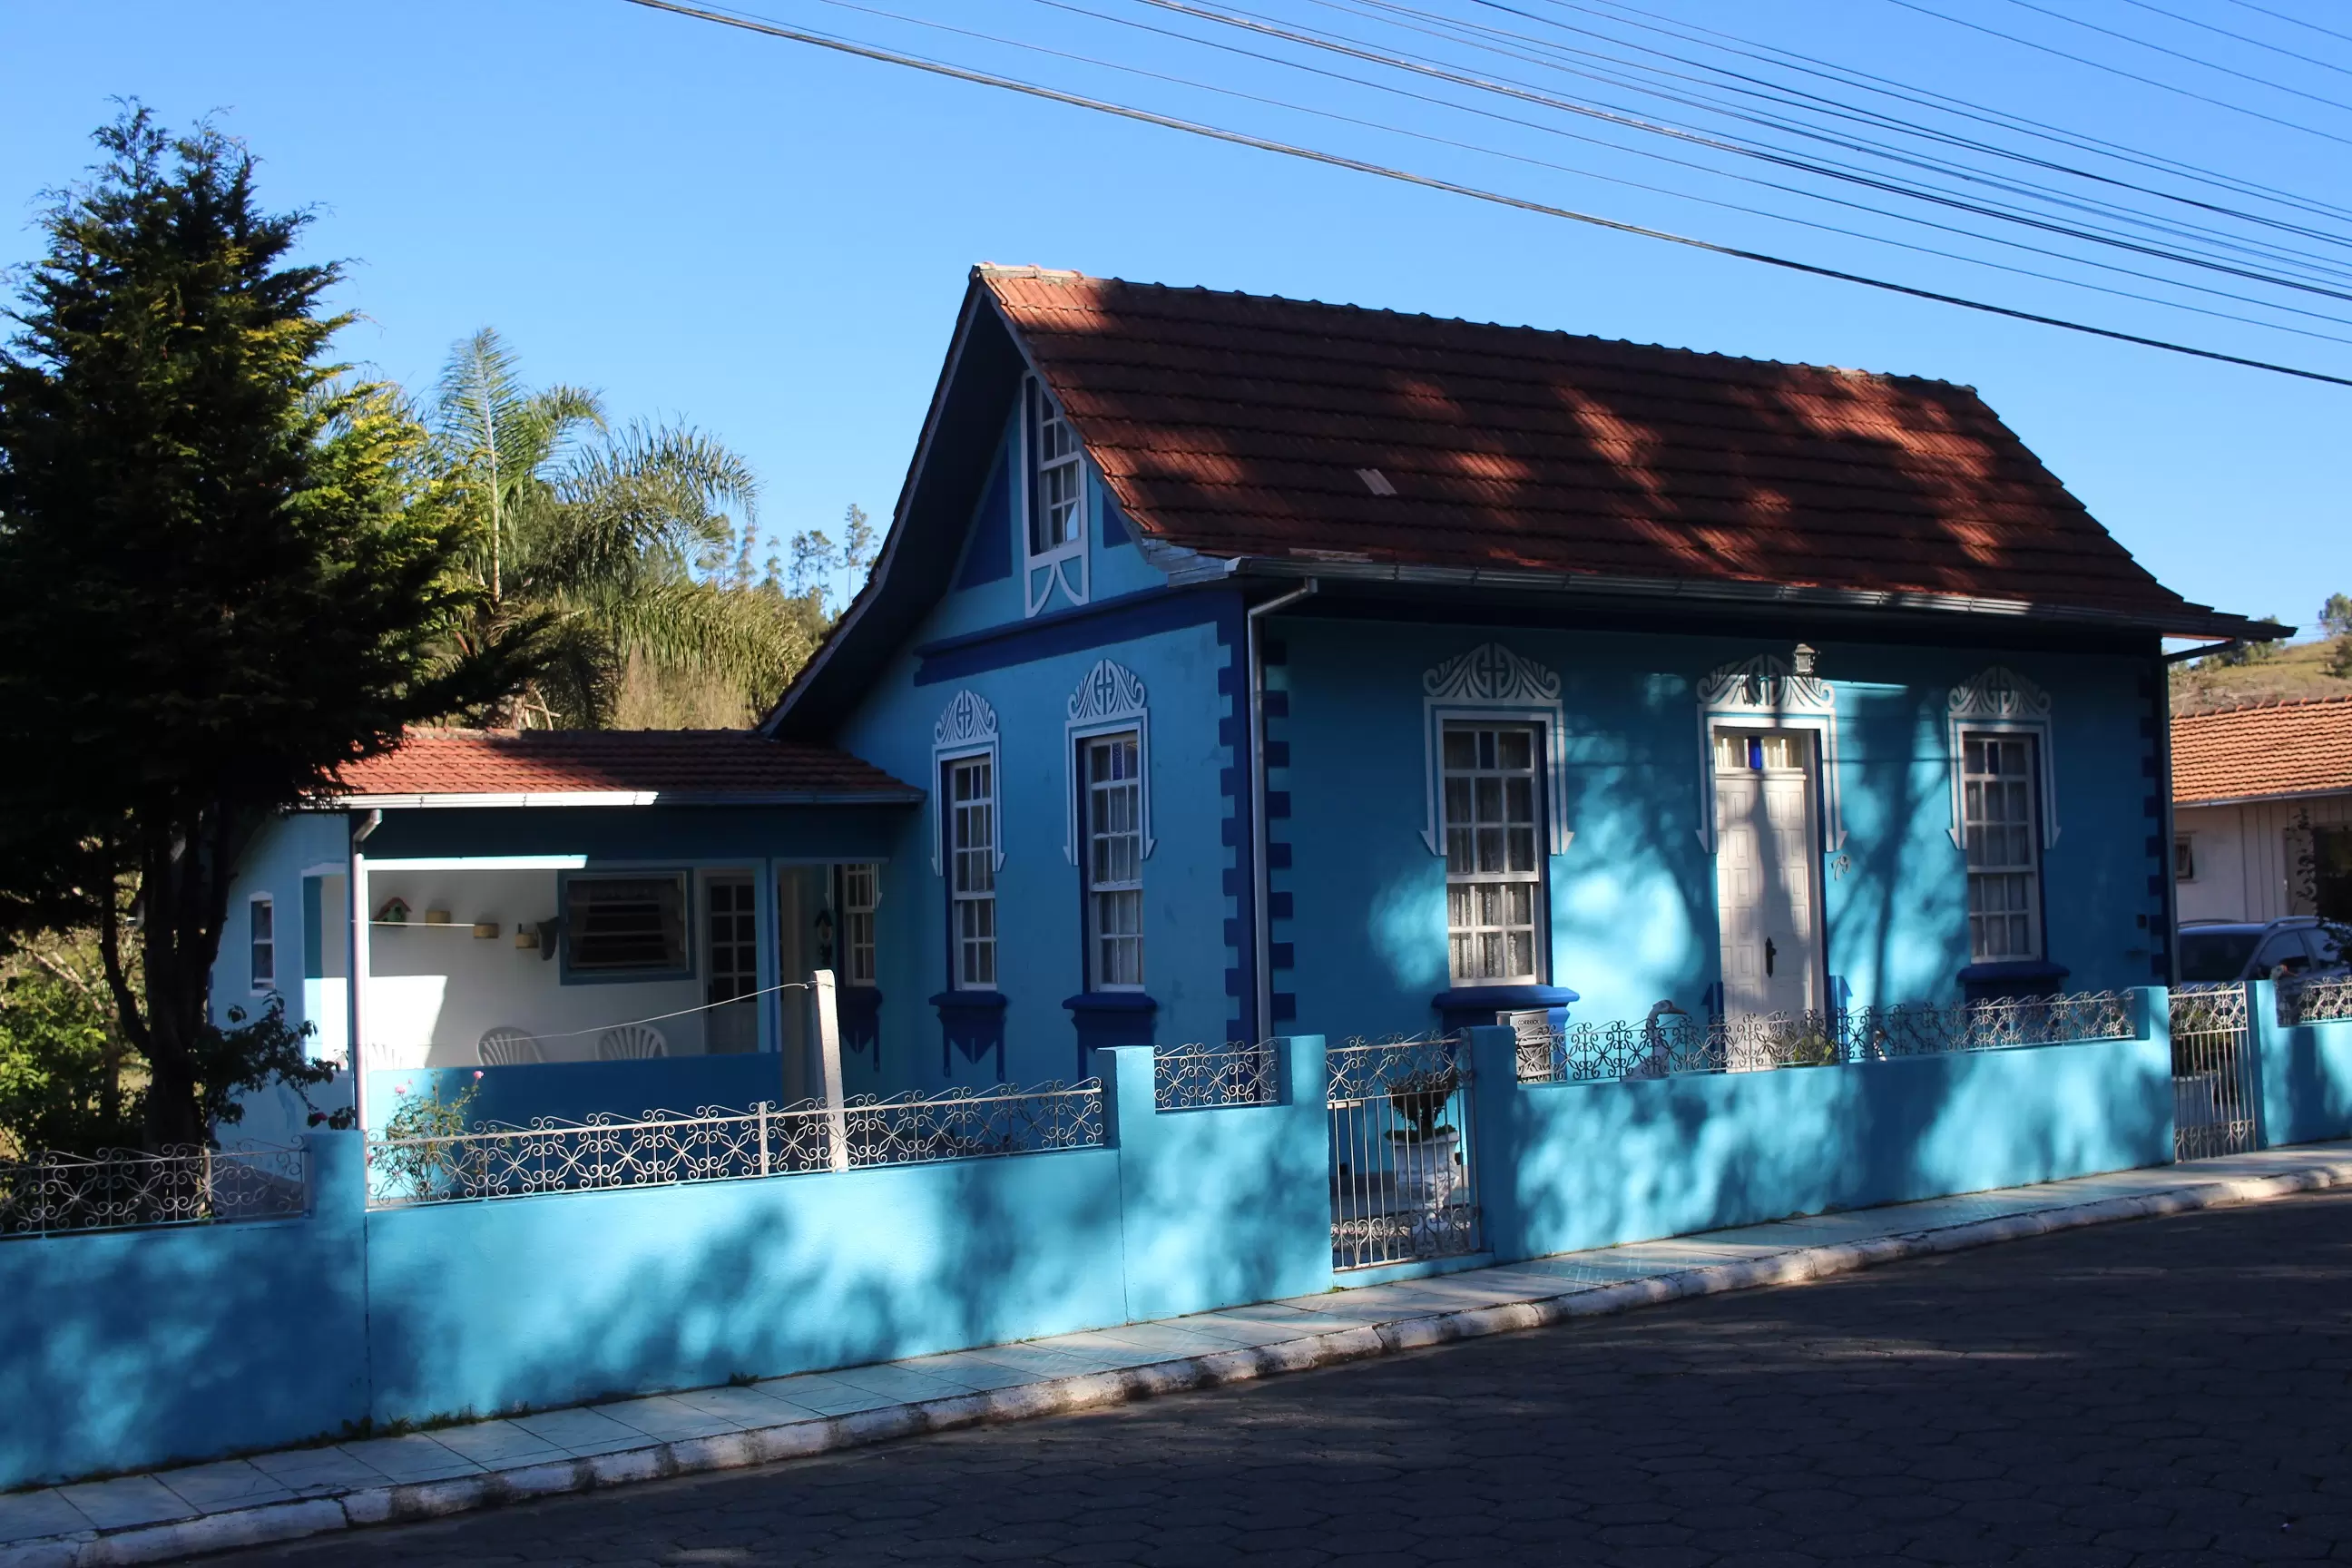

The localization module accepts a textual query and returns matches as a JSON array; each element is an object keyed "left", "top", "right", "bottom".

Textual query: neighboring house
[
  {"left": 216, "top": 266, "right": 2275, "bottom": 1122},
  {"left": 2172, "top": 694, "right": 2352, "bottom": 925}
]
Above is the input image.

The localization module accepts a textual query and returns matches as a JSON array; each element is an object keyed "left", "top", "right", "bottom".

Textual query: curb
[{"left": 14, "top": 1157, "right": 2351, "bottom": 1567}]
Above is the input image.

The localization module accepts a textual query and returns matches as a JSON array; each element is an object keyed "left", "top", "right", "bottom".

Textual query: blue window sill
[
  {"left": 1433, "top": 985, "right": 1579, "bottom": 1034},
  {"left": 1063, "top": 992, "right": 1157, "bottom": 1071}
]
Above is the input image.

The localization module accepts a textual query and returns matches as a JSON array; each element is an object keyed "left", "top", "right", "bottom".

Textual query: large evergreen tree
[{"left": 0, "top": 110, "right": 537, "bottom": 1146}]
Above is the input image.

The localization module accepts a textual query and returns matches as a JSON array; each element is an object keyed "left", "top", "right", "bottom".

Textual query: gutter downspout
[
  {"left": 1248, "top": 580, "right": 1317, "bottom": 1044},
  {"left": 348, "top": 809, "right": 380, "bottom": 1134},
  {"left": 2153, "top": 667, "right": 2181, "bottom": 989}
]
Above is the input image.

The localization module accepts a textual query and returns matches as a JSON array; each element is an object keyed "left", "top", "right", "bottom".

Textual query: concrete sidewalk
[{"left": 8, "top": 1143, "right": 2351, "bottom": 1568}]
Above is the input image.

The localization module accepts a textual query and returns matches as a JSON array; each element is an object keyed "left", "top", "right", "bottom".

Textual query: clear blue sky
[{"left": 2, "top": 1, "right": 2344, "bottom": 633}]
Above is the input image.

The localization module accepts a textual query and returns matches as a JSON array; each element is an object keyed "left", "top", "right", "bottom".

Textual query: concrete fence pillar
[{"left": 1461, "top": 1024, "right": 1525, "bottom": 1266}]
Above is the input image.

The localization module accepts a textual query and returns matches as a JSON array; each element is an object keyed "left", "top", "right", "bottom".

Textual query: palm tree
[{"left": 427, "top": 329, "right": 814, "bottom": 727}]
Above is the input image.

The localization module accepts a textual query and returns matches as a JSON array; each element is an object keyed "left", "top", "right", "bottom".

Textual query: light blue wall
[
  {"left": 1279, "top": 619, "right": 2165, "bottom": 1040},
  {"left": 1466, "top": 999, "right": 2175, "bottom": 1262},
  {"left": 0, "top": 1134, "right": 368, "bottom": 1489},
  {"left": 2253, "top": 981, "right": 2352, "bottom": 1148},
  {"left": 367, "top": 1055, "right": 796, "bottom": 1132}
]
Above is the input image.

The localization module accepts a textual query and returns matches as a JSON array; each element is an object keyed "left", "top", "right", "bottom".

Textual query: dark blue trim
[
  {"left": 1432, "top": 984, "right": 1580, "bottom": 1034},
  {"left": 1956, "top": 960, "right": 2069, "bottom": 1003},
  {"left": 839, "top": 985, "right": 883, "bottom": 1063},
  {"left": 1063, "top": 992, "right": 1157, "bottom": 1074},
  {"left": 955, "top": 451, "right": 1013, "bottom": 589},
  {"left": 913, "top": 585, "right": 1232, "bottom": 685},
  {"left": 931, "top": 989, "right": 1007, "bottom": 1080}
]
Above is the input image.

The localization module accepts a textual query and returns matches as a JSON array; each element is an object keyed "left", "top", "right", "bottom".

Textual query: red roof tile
[
  {"left": 980, "top": 268, "right": 2258, "bottom": 635},
  {"left": 2172, "top": 696, "right": 2352, "bottom": 806},
  {"left": 328, "top": 730, "right": 921, "bottom": 804}
]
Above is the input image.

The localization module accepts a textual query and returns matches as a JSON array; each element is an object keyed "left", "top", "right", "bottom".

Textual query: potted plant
[{"left": 1386, "top": 1063, "right": 1461, "bottom": 1208}]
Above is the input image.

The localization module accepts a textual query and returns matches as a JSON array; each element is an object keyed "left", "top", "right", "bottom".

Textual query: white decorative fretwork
[
  {"left": 1695, "top": 652, "right": 1845, "bottom": 851},
  {"left": 1945, "top": 665, "right": 2059, "bottom": 849},
  {"left": 931, "top": 690, "right": 1004, "bottom": 875},
  {"left": 1418, "top": 642, "right": 1572, "bottom": 857},
  {"left": 1064, "top": 659, "right": 1153, "bottom": 864}
]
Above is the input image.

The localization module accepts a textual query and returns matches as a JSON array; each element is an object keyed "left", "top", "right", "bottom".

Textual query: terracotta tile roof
[
  {"left": 2172, "top": 695, "right": 2352, "bottom": 805},
  {"left": 980, "top": 267, "right": 2259, "bottom": 635},
  {"left": 328, "top": 730, "right": 921, "bottom": 805}
]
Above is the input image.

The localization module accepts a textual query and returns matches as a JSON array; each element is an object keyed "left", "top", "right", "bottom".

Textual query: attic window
[
  {"left": 1356, "top": 467, "right": 1398, "bottom": 497},
  {"left": 1027, "top": 379, "right": 1085, "bottom": 557}
]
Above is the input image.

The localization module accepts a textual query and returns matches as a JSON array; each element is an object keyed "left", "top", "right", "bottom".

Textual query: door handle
[{"left": 1765, "top": 937, "right": 1777, "bottom": 977}]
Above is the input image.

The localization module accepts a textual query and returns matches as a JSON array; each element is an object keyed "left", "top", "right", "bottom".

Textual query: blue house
[{"left": 216, "top": 265, "right": 2274, "bottom": 1126}]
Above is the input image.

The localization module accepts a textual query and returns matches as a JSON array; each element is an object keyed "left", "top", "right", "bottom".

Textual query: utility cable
[
  {"left": 1134, "top": 0, "right": 2352, "bottom": 300},
  {"left": 2228, "top": 0, "right": 2352, "bottom": 52},
  {"left": 622, "top": 0, "right": 2352, "bottom": 388},
  {"left": 2115, "top": 0, "right": 2352, "bottom": 80},
  {"left": 1998, "top": 0, "right": 2352, "bottom": 113},
  {"left": 1881, "top": 0, "right": 2352, "bottom": 149},
  {"left": 1573, "top": 0, "right": 2352, "bottom": 227}
]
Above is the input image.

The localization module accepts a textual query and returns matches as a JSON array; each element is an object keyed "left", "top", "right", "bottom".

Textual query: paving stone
[{"left": 52, "top": 1473, "right": 193, "bottom": 1530}]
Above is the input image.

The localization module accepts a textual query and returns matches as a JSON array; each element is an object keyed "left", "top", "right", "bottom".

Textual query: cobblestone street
[{"left": 208, "top": 1188, "right": 2352, "bottom": 1567}]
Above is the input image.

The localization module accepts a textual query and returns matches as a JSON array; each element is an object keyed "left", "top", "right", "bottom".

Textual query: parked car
[{"left": 2176, "top": 916, "right": 2350, "bottom": 985}]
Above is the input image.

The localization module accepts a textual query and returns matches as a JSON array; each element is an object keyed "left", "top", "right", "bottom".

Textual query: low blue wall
[
  {"left": 1466, "top": 988, "right": 2174, "bottom": 1262},
  {"left": 2253, "top": 981, "right": 2352, "bottom": 1149},
  {"left": 0, "top": 1137, "right": 368, "bottom": 1488},
  {"left": 366, "top": 1054, "right": 791, "bottom": 1132}
]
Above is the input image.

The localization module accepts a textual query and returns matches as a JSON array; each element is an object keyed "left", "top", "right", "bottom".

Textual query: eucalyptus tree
[{"left": 427, "top": 329, "right": 811, "bottom": 727}]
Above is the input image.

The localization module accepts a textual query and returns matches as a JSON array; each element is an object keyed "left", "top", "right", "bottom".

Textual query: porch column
[
  {"left": 347, "top": 817, "right": 374, "bottom": 1132},
  {"left": 755, "top": 858, "right": 781, "bottom": 1060}
]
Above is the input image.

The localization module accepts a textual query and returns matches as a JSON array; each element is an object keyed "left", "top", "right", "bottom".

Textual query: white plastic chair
[
  {"left": 477, "top": 1027, "right": 544, "bottom": 1067},
  {"left": 596, "top": 1024, "right": 669, "bottom": 1061}
]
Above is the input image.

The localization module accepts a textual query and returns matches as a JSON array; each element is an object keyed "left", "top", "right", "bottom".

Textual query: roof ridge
[
  {"left": 976, "top": 265, "right": 1974, "bottom": 393},
  {"left": 2176, "top": 691, "right": 2352, "bottom": 719}
]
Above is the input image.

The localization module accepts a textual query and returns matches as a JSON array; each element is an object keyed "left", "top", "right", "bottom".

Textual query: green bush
[{"left": 0, "top": 967, "right": 143, "bottom": 1159}]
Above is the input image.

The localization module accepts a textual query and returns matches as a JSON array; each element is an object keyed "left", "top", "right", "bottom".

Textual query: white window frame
[
  {"left": 1441, "top": 720, "right": 1549, "bottom": 987},
  {"left": 2174, "top": 835, "right": 2196, "bottom": 883},
  {"left": 1945, "top": 665, "right": 2059, "bottom": 852},
  {"left": 1419, "top": 642, "right": 1571, "bottom": 858},
  {"left": 1063, "top": 659, "right": 1154, "bottom": 864},
  {"left": 1694, "top": 652, "right": 1844, "bottom": 853},
  {"left": 840, "top": 863, "right": 880, "bottom": 987},
  {"left": 1021, "top": 376, "right": 1088, "bottom": 617},
  {"left": 930, "top": 690, "right": 1004, "bottom": 876},
  {"left": 1959, "top": 730, "right": 2045, "bottom": 963},
  {"left": 249, "top": 894, "right": 276, "bottom": 994},
  {"left": 1080, "top": 730, "right": 1146, "bottom": 992},
  {"left": 946, "top": 753, "right": 999, "bottom": 992}
]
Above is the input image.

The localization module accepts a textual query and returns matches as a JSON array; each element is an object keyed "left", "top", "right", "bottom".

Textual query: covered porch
[{"left": 322, "top": 731, "right": 921, "bottom": 1130}]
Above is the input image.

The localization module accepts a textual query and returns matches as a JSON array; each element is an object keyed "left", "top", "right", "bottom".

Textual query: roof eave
[
  {"left": 1209, "top": 555, "right": 2273, "bottom": 641},
  {"left": 2173, "top": 784, "right": 2352, "bottom": 809},
  {"left": 310, "top": 789, "right": 926, "bottom": 811}
]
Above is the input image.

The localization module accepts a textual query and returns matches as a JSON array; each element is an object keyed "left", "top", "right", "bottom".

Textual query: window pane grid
[
  {"left": 1029, "top": 385, "right": 1083, "bottom": 556},
  {"left": 948, "top": 757, "right": 996, "bottom": 989},
  {"left": 1443, "top": 722, "right": 1544, "bottom": 985},
  {"left": 842, "top": 863, "right": 879, "bottom": 986},
  {"left": 1961, "top": 733, "right": 2042, "bottom": 962},
  {"left": 1084, "top": 732, "right": 1144, "bottom": 990},
  {"left": 706, "top": 878, "right": 757, "bottom": 1004}
]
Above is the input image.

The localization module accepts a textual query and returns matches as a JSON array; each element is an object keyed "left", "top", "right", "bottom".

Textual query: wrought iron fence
[
  {"left": 1, "top": 1143, "right": 309, "bottom": 1239},
  {"left": 1515, "top": 991, "right": 2138, "bottom": 1084},
  {"left": 2279, "top": 976, "right": 2352, "bottom": 1030},
  {"left": 1154, "top": 1041, "right": 1279, "bottom": 1111},
  {"left": 365, "top": 1080, "right": 1103, "bottom": 1207},
  {"left": 2171, "top": 982, "right": 2259, "bottom": 1160},
  {"left": 1328, "top": 1035, "right": 1480, "bottom": 1270}
]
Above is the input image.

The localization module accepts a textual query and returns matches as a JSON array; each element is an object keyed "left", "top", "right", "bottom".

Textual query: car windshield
[{"left": 2179, "top": 930, "right": 2260, "bottom": 983}]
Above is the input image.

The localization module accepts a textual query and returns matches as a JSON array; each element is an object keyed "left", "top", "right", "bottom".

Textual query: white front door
[{"left": 1714, "top": 730, "right": 1823, "bottom": 1019}]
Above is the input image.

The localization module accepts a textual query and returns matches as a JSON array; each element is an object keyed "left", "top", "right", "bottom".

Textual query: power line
[
  {"left": 1881, "top": 0, "right": 2352, "bottom": 149},
  {"left": 2114, "top": 0, "right": 2352, "bottom": 81},
  {"left": 2227, "top": 0, "right": 2352, "bottom": 52},
  {"left": 1998, "top": 0, "right": 2352, "bottom": 113},
  {"left": 622, "top": 0, "right": 2352, "bottom": 388},
  {"left": 1139, "top": 0, "right": 2352, "bottom": 299}
]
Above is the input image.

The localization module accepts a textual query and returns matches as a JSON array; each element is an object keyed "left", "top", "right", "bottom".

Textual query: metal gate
[
  {"left": 1328, "top": 1035, "right": 1479, "bottom": 1270},
  {"left": 2171, "top": 983, "right": 2259, "bottom": 1160}
]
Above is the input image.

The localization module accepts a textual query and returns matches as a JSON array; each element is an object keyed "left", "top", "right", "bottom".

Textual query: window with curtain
[
  {"left": 1083, "top": 731, "right": 1143, "bottom": 990},
  {"left": 1962, "top": 733, "right": 2043, "bottom": 962},
  {"left": 1443, "top": 722, "right": 1545, "bottom": 985},
  {"left": 947, "top": 757, "right": 996, "bottom": 989}
]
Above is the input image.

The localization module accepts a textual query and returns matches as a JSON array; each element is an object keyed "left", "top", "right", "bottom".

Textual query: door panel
[{"left": 1715, "top": 731, "right": 1823, "bottom": 1020}]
